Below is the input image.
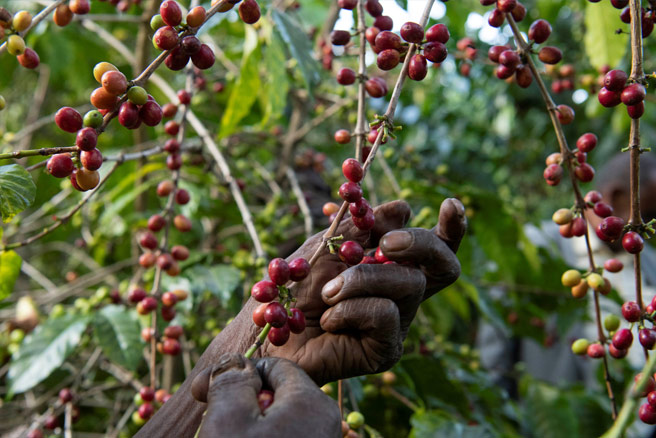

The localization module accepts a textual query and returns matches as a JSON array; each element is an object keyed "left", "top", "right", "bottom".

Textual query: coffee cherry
[
  {"left": 162, "top": 291, "right": 178, "bottom": 307},
  {"left": 571, "top": 338, "right": 589, "bottom": 355},
  {"left": 556, "top": 104, "right": 575, "bottom": 125},
  {"left": 239, "top": 0, "right": 261, "bottom": 24},
  {"left": 377, "top": 49, "right": 400, "bottom": 70},
  {"left": 253, "top": 303, "right": 268, "bottom": 327},
  {"left": 561, "top": 269, "right": 581, "bottom": 287},
  {"left": 187, "top": 6, "right": 206, "bottom": 27},
  {"left": 339, "top": 241, "right": 364, "bottom": 265},
  {"left": 44, "top": 415, "right": 59, "bottom": 430},
  {"left": 571, "top": 280, "right": 588, "bottom": 299},
  {"left": 649, "top": 391, "right": 656, "bottom": 407},
  {"left": 365, "top": 77, "right": 388, "bottom": 97},
  {"left": 400, "top": 22, "right": 424, "bottom": 43},
  {"left": 487, "top": 45, "right": 508, "bottom": 63},
  {"left": 322, "top": 202, "right": 340, "bottom": 216},
  {"left": 93, "top": 62, "right": 117, "bottom": 84},
  {"left": 166, "top": 47, "right": 191, "bottom": 71},
  {"left": 528, "top": 19, "right": 551, "bottom": 44},
  {"left": 353, "top": 208, "right": 375, "bottom": 230},
  {"left": 586, "top": 343, "right": 605, "bottom": 358},
  {"left": 349, "top": 198, "right": 370, "bottom": 218},
  {"left": 623, "top": 231, "right": 644, "bottom": 254},
  {"left": 339, "top": 182, "right": 363, "bottom": 203},
  {"left": 91, "top": 87, "right": 119, "bottom": 110},
  {"left": 268, "top": 323, "right": 290, "bottom": 346},
  {"left": 166, "top": 154, "right": 183, "bottom": 170},
  {"left": 289, "top": 258, "right": 311, "bottom": 281},
  {"left": 257, "top": 390, "right": 274, "bottom": 412},
  {"left": 640, "top": 403, "right": 656, "bottom": 424},
  {"left": 252, "top": 280, "right": 278, "bottom": 302},
  {"left": 621, "top": 83, "right": 646, "bottom": 106},
  {"left": 69, "top": 0, "right": 90, "bottom": 14},
  {"left": 423, "top": 42, "right": 448, "bottom": 63},
  {"left": 331, "top": 30, "right": 351, "bottom": 46},
  {"left": 160, "top": 0, "right": 182, "bottom": 26},
  {"left": 374, "top": 31, "right": 401, "bottom": 52},
  {"left": 101, "top": 70, "right": 128, "bottom": 96},
  {"left": 365, "top": 0, "right": 383, "bottom": 16},
  {"left": 180, "top": 36, "right": 201, "bottom": 56},
  {"left": 288, "top": 308, "right": 306, "bottom": 333},
  {"left": 496, "top": 65, "right": 515, "bottom": 79},
  {"left": 515, "top": 65, "right": 532, "bottom": 88},
  {"left": 612, "top": 328, "right": 633, "bottom": 349},
  {"left": 59, "top": 387, "right": 73, "bottom": 403},
  {"left": 604, "top": 314, "right": 621, "bottom": 331},
  {"left": 264, "top": 302, "right": 288, "bottom": 328},
  {"left": 599, "top": 216, "right": 625, "bottom": 241},
  {"left": 346, "top": 411, "right": 365, "bottom": 430},
  {"left": 597, "top": 87, "right": 622, "bottom": 107},
  {"left": 640, "top": 328, "right": 656, "bottom": 349},
  {"left": 604, "top": 258, "right": 624, "bottom": 273},
  {"left": 342, "top": 158, "right": 364, "bottom": 183},
  {"left": 543, "top": 163, "right": 563, "bottom": 184},
  {"left": 574, "top": 162, "right": 594, "bottom": 182},
  {"left": 154, "top": 25, "right": 179, "bottom": 51},
  {"left": 170, "top": 245, "right": 189, "bottom": 261},
  {"left": 488, "top": 8, "right": 505, "bottom": 27},
  {"left": 627, "top": 102, "right": 645, "bottom": 119},
  {"left": 373, "top": 15, "right": 393, "bottom": 31},
  {"left": 609, "top": 344, "right": 628, "bottom": 359},
  {"left": 47, "top": 154, "right": 74, "bottom": 178},
  {"left": 137, "top": 296, "right": 158, "bottom": 315},
  {"left": 604, "top": 69, "right": 627, "bottom": 92},
  {"left": 173, "top": 189, "right": 189, "bottom": 205},
  {"left": 140, "top": 101, "right": 163, "bottom": 127},
  {"left": 511, "top": 2, "right": 526, "bottom": 21},
  {"left": 409, "top": 54, "right": 428, "bottom": 81},
  {"left": 55, "top": 107, "right": 83, "bottom": 133},
  {"left": 552, "top": 208, "right": 573, "bottom": 225},
  {"left": 339, "top": 0, "right": 357, "bottom": 9},
  {"left": 17, "top": 47, "right": 40, "bottom": 69},
  {"left": 164, "top": 121, "right": 180, "bottom": 137},
  {"left": 545, "top": 152, "right": 561, "bottom": 166},
  {"left": 7, "top": 35, "right": 26, "bottom": 56},
  {"left": 27, "top": 430, "right": 43, "bottom": 438},
  {"left": 139, "top": 252, "right": 156, "bottom": 268},
  {"left": 583, "top": 190, "right": 601, "bottom": 205},
  {"left": 173, "top": 214, "right": 191, "bottom": 232},
  {"left": 76, "top": 127, "right": 98, "bottom": 151},
  {"left": 426, "top": 23, "right": 449, "bottom": 43},
  {"left": 139, "top": 231, "right": 158, "bottom": 250},
  {"left": 79, "top": 148, "right": 102, "bottom": 171},
  {"left": 191, "top": 44, "right": 215, "bottom": 70},
  {"left": 571, "top": 217, "right": 586, "bottom": 237},
  {"left": 139, "top": 387, "right": 155, "bottom": 403},
  {"left": 164, "top": 139, "right": 180, "bottom": 153},
  {"left": 337, "top": 68, "right": 356, "bottom": 85},
  {"left": 162, "top": 337, "right": 181, "bottom": 355},
  {"left": 622, "top": 301, "right": 642, "bottom": 322},
  {"left": 593, "top": 202, "right": 613, "bottom": 218},
  {"left": 54, "top": 3, "right": 74, "bottom": 26},
  {"left": 499, "top": 50, "right": 520, "bottom": 69},
  {"left": 118, "top": 102, "right": 140, "bottom": 129},
  {"left": 128, "top": 288, "right": 147, "bottom": 303},
  {"left": 157, "top": 180, "right": 174, "bottom": 196},
  {"left": 127, "top": 86, "right": 149, "bottom": 105},
  {"left": 268, "top": 258, "right": 290, "bottom": 286},
  {"left": 334, "top": 129, "right": 351, "bottom": 144},
  {"left": 496, "top": 0, "right": 517, "bottom": 12},
  {"left": 538, "top": 46, "right": 562, "bottom": 65},
  {"left": 162, "top": 104, "right": 178, "bottom": 119},
  {"left": 373, "top": 246, "right": 389, "bottom": 263},
  {"left": 576, "top": 133, "right": 597, "bottom": 153}
]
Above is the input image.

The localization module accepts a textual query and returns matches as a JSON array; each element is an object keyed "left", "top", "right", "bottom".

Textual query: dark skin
[{"left": 136, "top": 198, "right": 466, "bottom": 437}]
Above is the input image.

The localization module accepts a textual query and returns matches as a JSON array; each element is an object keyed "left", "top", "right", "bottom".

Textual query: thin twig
[{"left": 286, "top": 167, "right": 313, "bottom": 238}]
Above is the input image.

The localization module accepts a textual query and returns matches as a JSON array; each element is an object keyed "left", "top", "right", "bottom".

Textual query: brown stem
[{"left": 354, "top": 0, "right": 368, "bottom": 162}]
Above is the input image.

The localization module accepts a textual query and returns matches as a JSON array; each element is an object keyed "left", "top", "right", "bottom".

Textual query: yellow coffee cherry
[
  {"left": 552, "top": 208, "right": 573, "bottom": 225},
  {"left": 7, "top": 35, "right": 26, "bottom": 56},
  {"left": 561, "top": 269, "right": 581, "bottom": 287},
  {"left": 12, "top": 11, "right": 32, "bottom": 32},
  {"left": 93, "top": 61, "right": 118, "bottom": 83},
  {"left": 587, "top": 273, "right": 604, "bottom": 291}
]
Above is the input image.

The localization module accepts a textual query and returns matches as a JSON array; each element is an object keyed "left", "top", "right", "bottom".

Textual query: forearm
[{"left": 135, "top": 305, "right": 258, "bottom": 438}]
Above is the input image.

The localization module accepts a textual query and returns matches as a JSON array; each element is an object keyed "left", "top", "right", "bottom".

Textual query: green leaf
[
  {"left": 0, "top": 250, "right": 22, "bottom": 301},
  {"left": 8, "top": 313, "right": 90, "bottom": 393},
  {"left": 410, "top": 410, "right": 494, "bottom": 438},
  {"left": 272, "top": 9, "right": 320, "bottom": 96},
  {"left": 0, "top": 164, "right": 36, "bottom": 223},
  {"left": 584, "top": 1, "right": 628, "bottom": 70},
  {"left": 219, "top": 26, "right": 262, "bottom": 138},
  {"left": 183, "top": 264, "right": 242, "bottom": 303},
  {"left": 393, "top": 0, "right": 408, "bottom": 10},
  {"left": 261, "top": 32, "right": 290, "bottom": 126},
  {"left": 93, "top": 305, "right": 143, "bottom": 371},
  {"left": 521, "top": 378, "right": 579, "bottom": 438}
]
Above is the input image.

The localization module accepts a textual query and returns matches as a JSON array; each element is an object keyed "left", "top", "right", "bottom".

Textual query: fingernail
[
  {"left": 381, "top": 230, "right": 412, "bottom": 252},
  {"left": 322, "top": 276, "right": 344, "bottom": 299}
]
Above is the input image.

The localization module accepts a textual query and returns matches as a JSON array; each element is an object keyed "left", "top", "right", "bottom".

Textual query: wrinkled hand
[
  {"left": 191, "top": 353, "right": 341, "bottom": 438},
  {"left": 253, "top": 198, "right": 466, "bottom": 385}
]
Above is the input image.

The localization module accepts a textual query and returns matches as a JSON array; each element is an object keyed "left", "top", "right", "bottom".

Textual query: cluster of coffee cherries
[
  {"left": 598, "top": 69, "right": 646, "bottom": 119},
  {"left": 26, "top": 388, "right": 82, "bottom": 437},
  {"left": 481, "top": 0, "right": 526, "bottom": 28},
  {"left": 1, "top": 8, "right": 40, "bottom": 69},
  {"left": 157, "top": 90, "right": 194, "bottom": 170},
  {"left": 454, "top": 37, "right": 477, "bottom": 77},
  {"left": 132, "top": 385, "right": 172, "bottom": 425},
  {"left": 547, "top": 64, "right": 576, "bottom": 94},
  {"left": 542, "top": 132, "right": 598, "bottom": 187},
  {"left": 52, "top": 0, "right": 91, "bottom": 27},
  {"left": 587, "top": 0, "right": 656, "bottom": 38},
  {"left": 250, "top": 258, "right": 310, "bottom": 346},
  {"left": 99, "top": 0, "right": 141, "bottom": 13},
  {"left": 560, "top": 258, "right": 622, "bottom": 300},
  {"left": 337, "top": 158, "right": 377, "bottom": 231}
]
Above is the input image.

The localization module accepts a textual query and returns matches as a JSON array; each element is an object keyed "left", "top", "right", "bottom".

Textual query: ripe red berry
[
  {"left": 586, "top": 343, "right": 605, "bottom": 358},
  {"left": 267, "top": 323, "right": 290, "bottom": 346},
  {"left": 496, "top": 64, "right": 515, "bottom": 79},
  {"left": 165, "top": 47, "right": 190, "bottom": 71},
  {"left": 162, "top": 337, "right": 181, "bottom": 355},
  {"left": 76, "top": 127, "right": 98, "bottom": 151},
  {"left": 128, "top": 288, "right": 147, "bottom": 303},
  {"left": 157, "top": 180, "right": 174, "bottom": 196},
  {"left": 59, "top": 388, "right": 74, "bottom": 403},
  {"left": 576, "top": 133, "right": 597, "bottom": 153},
  {"left": 374, "top": 246, "right": 390, "bottom": 263},
  {"left": 635, "top": 374, "right": 656, "bottom": 396},
  {"left": 140, "top": 101, "right": 163, "bottom": 127},
  {"left": 191, "top": 44, "right": 215, "bottom": 70},
  {"left": 640, "top": 403, "right": 656, "bottom": 424},
  {"left": 253, "top": 303, "right": 268, "bottom": 327},
  {"left": 160, "top": 0, "right": 182, "bottom": 26},
  {"left": 511, "top": 2, "right": 526, "bottom": 21},
  {"left": 621, "top": 83, "right": 646, "bottom": 106},
  {"left": 173, "top": 214, "right": 191, "bottom": 231},
  {"left": 353, "top": 208, "right": 375, "bottom": 230},
  {"left": 400, "top": 22, "right": 424, "bottom": 43},
  {"left": 339, "top": 240, "right": 364, "bottom": 265},
  {"left": 47, "top": 153, "right": 74, "bottom": 178},
  {"left": 338, "top": 0, "right": 357, "bottom": 9},
  {"left": 622, "top": 301, "right": 642, "bottom": 322},
  {"left": 487, "top": 45, "right": 508, "bottom": 63},
  {"left": 44, "top": 415, "right": 59, "bottom": 430},
  {"left": 584, "top": 190, "right": 602, "bottom": 205},
  {"left": 604, "top": 69, "right": 628, "bottom": 91},
  {"left": 268, "top": 258, "right": 290, "bottom": 285},
  {"left": 264, "top": 302, "right": 288, "bottom": 328},
  {"left": 349, "top": 198, "right": 370, "bottom": 218},
  {"left": 499, "top": 50, "right": 520, "bottom": 69},
  {"left": 181, "top": 35, "right": 202, "bottom": 55},
  {"left": 156, "top": 253, "right": 174, "bottom": 270},
  {"left": 604, "top": 258, "right": 624, "bottom": 273},
  {"left": 593, "top": 201, "right": 613, "bottom": 218},
  {"left": 251, "top": 280, "right": 278, "bottom": 302},
  {"left": 55, "top": 107, "right": 83, "bottom": 133},
  {"left": 139, "top": 231, "right": 158, "bottom": 250},
  {"left": 161, "top": 291, "right": 178, "bottom": 307},
  {"left": 488, "top": 8, "right": 505, "bottom": 27},
  {"left": 27, "top": 430, "right": 44, "bottom": 438},
  {"left": 80, "top": 148, "right": 103, "bottom": 171},
  {"left": 331, "top": 30, "right": 351, "bottom": 46},
  {"left": 609, "top": 344, "right": 628, "bottom": 359},
  {"left": 162, "top": 304, "right": 177, "bottom": 320},
  {"left": 238, "top": 0, "right": 261, "bottom": 24},
  {"left": 365, "top": 77, "right": 388, "bottom": 97},
  {"left": 571, "top": 217, "right": 587, "bottom": 237},
  {"left": 623, "top": 231, "right": 644, "bottom": 254},
  {"left": 339, "top": 182, "right": 363, "bottom": 203},
  {"left": 288, "top": 258, "right": 311, "bottom": 281},
  {"left": 175, "top": 188, "right": 190, "bottom": 205},
  {"left": 538, "top": 46, "right": 562, "bottom": 65},
  {"left": 409, "top": 54, "right": 428, "bottom": 81},
  {"left": 556, "top": 104, "right": 575, "bottom": 125},
  {"left": 640, "top": 328, "right": 656, "bottom": 349},
  {"left": 528, "top": 19, "right": 552, "bottom": 44},
  {"left": 612, "top": 328, "right": 633, "bottom": 350},
  {"left": 334, "top": 129, "right": 351, "bottom": 144},
  {"left": 627, "top": 102, "right": 645, "bottom": 119},
  {"left": 164, "top": 139, "right": 180, "bottom": 153},
  {"left": 186, "top": 6, "right": 206, "bottom": 27},
  {"left": 574, "top": 162, "right": 594, "bottom": 182},
  {"left": 171, "top": 245, "right": 189, "bottom": 261},
  {"left": 337, "top": 68, "right": 356, "bottom": 85},
  {"left": 423, "top": 42, "right": 448, "bottom": 63},
  {"left": 140, "top": 386, "right": 155, "bottom": 402},
  {"left": 342, "top": 158, "right": 364, "bottom": 183},
  {"left": 138, "top": 296, "right": 158, "bottom": 314},
  {"left": 154, "top": 25, "right": 179, "bottom": 51},
  {"left": 496, "top": 0, "right": 517, "bottom": 12},
  {"left": 600, "top": 216, "right": 625, "bottom": 241},
  {"left": 373, "top": 15, "right": 393, "bottom": 31},
  {"left": 515, "top": 65, "right": 532, "bottom": 88},
  {"left": 543, "top": 163, "right": 563, "bottom": 184},
  {"left": 426, "top": 23, "right": 449, "bottom": 43},
  {"left": 288, "top": 308, "right": 306, "bottom": 333},
  {"left": 18, "top": 48, "right": 40, "bottom": 69},
  {"left": 377, "top": 49, "right": 400, "bottom": 70}
]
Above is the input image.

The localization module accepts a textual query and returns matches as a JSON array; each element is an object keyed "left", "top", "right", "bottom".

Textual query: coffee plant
[{"left": 1, "top": 0, "right": 656, "bottom": 437}]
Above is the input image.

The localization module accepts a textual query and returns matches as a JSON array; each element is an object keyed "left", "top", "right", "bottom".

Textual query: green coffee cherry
[
  {"left": 150, "top": 14, "right": 165, "bottom": 30},
  {"left": 571, "top": 338, "right": 589, "bottom": 355},
  {"left": 127, "top": 86, "right": 148, "bottom": 105},
  {"left": 346, "top": 411, "right": 365, "bottom": 429},
  {"left": 83, "top": 110, "right": 103, "bottom": 128},
  {"left": 604, "top": 314, "right": 621, "bottom": 332}
]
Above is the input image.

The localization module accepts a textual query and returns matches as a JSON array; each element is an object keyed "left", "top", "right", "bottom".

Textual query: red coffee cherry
[
  {"left": 339, "top": 240, "right": 364, "bottom": 265},
  {"left": 181, "top": 35, "right": 202, "bottom": 55},
  {"left": 191, "top": 44, "right": 215, "bottom": 70},
  {"left": 80, "top": 148, "right": 103, "bottom": 171},
  {"left": 609, "top": 344, "right": 628, "bottom": 359},
  {"left": 342, "top": 158, "right": 364, "bottom": 183},
  {"left": 167, "top": 154, "right": 183, "bottom": 170},
  {"left": 171, "top": 245, "right": 189, "bottom": 261},
  {"left": 118, "top": 102, "right": 140, "bottom": 129},
  {"left": 598, "top": 87, "right": 622, "bottom": 107},
  {"left": 426, "top": 23, "right": 449, "bottom": 43},
  {"left": 173, "top": 214, "right": 191, "bottom": 231},
  {"left": 334, "top": 129, "right": 351, "bottom": 144},
  {"left": 27, "top": 430, "right": 44, "bottom": 438},
  {"left": 612, "top": 328, "right": 633, "bottom": 350},
  {"left": 139, "top": 252, "right": 156, "bottom": 268},
  {"left": 44, "top": 415, "right": 59, "bottom": 430},
  {"left": 175, "top": 188, "right": 190, "bottom": 205},
  {"left": 365, "top": 0, "right": 383, "bottom": 17},
  {"left": 623, "top": 231, "right": 644, "bottom": 254},
  {"left": 586, "top": 343, "right": 605, "bottom": 358},
  {"left": 621, "top": 83, "right": 646, "bottom": 106},
  {"left": 162, "top": 303, "right": 177, "bottom": 320},
  {"left": 128, "top": 287, "right": 147, "bottom": 303},
  {"left": 137, "top": 296, "right": 158, "bottom": 314},
  {"left": 76, "top": 127, "right": 98, "bottom": 151},
  {"left": 400, "top": 22, "right": 424, "bottom": 43},
  {"left": 154, "top": 26, "right": 179, "bottom": 51},
  {"left": 339, "top": 0, "right": 357, "bottom": 9},
  {"left": 264, "top": 302, "right": 288, "bottom": 328},
  {"left": 253, "top": 303, "right": 268, "bottom": 327},
  {"left": 164, "top": 139, "right": 180, "bottom": 153},
  {"left": 239, "top": 0, "right": 261, "bottom": 24},
  {"left": 59, "top": 388, "right": 74, "bottom": 403},
  {"left": 627, "top": 102, "right": 645, "bottom": 119},
  {"left": 288, "top": 258, "right": 311, "bottom": 281},
  {"left": 55, "top": 107, "right": 83, "bottom": 133},
  {"left": 604, "top": 69, "right": 628, "bottom": 91},
  {"left": 538, "top": 46, "right": 562, "bottom": 64},
  {"left": 331, "top": 30, "right": 351, "bottom": 46},
  {"left": 543, "top": 163, "right": 563, "bottom": 184},
  {"left": 409, "top": 54, "right": 428, "bottom": 81},
  {"left": 165, "top": 120, "right": 180, "bottom": 136},
  {"left": 139, "top": 231, "right": 158, "bottom": 250},
  {"left": 511, "top": 2, "right": 526, "bottom": 21},
  {"left": 600, "top": 216, "right": 625, "bottom": 241},
  {"left": 157, "top": 180, "right": 174, "bottom": 197},
  {"left": 186, "top": 6, "right": 206, "bottom": 27},
  {"left": 365, "top": 77, "right": 388, "bottom": 97},
  {"left": 515, "top": 65, "right": 533, "bottom": 88},
  {"left": 574, "top": 162, "right": 594, "bottom": 182},
  {"left": 375, "top": 31, "right": 401, "bottom": 51},
  {"left": 47, "top": 154, "right": 74, "bottom": 178},
  {"left": 528, "top": 19, "right": 551, "bottom": 43},
  {"left": 337, "top": 68, "right": 356, "bottom": 85},
  {"left": 593, "top": 201, "right": 613, "bottom": 218},
  {"left": 488, "top": 8, "right": 505, "bottom": 27},
  {"left": 352, "top": 208, "right": 375, "bottom": 230},
  {"left": 101, "top": 70, "right": 128, "bottom": 96},
  {"left": 288, "top": 308, "right": 306, "bottom": 333},
  {"left": 156, "top": 253, "right": 174, "bottom": 271},
  {"left": 17, "top": 47, "right": 40, "bottom": 69},
  {"left": 423, "top": 42, "right": 448, "bottom": 63},
  {"left": 140, "top": 101, "right": 163, "bottom": 127},
  {"left": 640, "top": 328, "right": 656, "bottom": 349},
  {"left": 496, "top": 0, "right": 516, "bottom": 12},
  {"left": 374, "top": 246, "right": 390, "bottom": 263},
  {"left": 377, "top": 49, "right": 400, "bottom": 70},
  {"left": 162, "top": 291, "right": 178, "bottom": 307},
  {"left": 54, "top": 3, "right": 74, "bottom": 26},
  {"left": 267, "top": 323, "right": 290, "bottom": 346},
  {"left": 649, "top": 391, "right": 656, "bottom": 407},
  {"left": 571, "top": 217, "right": 587, "bottom": 237},
  {"left": 640, "top": 403, "right": 656, "bottom": 424},
  {"left": 499, "top": 50, "right": 520, "bottom": 69},
  {"left": 339, "top": 182, "right": 363, "bottom": 202},
  {"left": 622, "top": 301, "right": 642, "bottom": 322},
  {"left": 584, "top": 190, "right": 602, "bottom": 204},
  {"left": 165, "top": 47, "right": 190, "bottom": 71},
  {"left": 251, "top": 280, "right": 278, "bottom": 302},
  {"left": 374, "top": 15, "right": 393, "bottom": 31},
  {"left": 576, "top": 133, "right": 597, "bottom": 153},
  {"left": 556, "top": 104, "right": 575, "bottom": 125},
  {"left": 162, "top": 337, "right": 181, "bottom": 355},
  {"left": 365, "top": 26, "right": 380, "bottom": 47},
  {"left": 488, "top": 45, "right": 508, "bottom": 63},
  {"left": 349, "top": 197, "right": 370, "bottom": 218},
  {"left": 69, "top": 0, "right": 90, "bottom": 14},
  {"left": 160, "top": 0, "right": 182, "bottom": 26},
  {"left": 604, "top": 258, "right": 624, "bottom": 273},
  {"left": 268, "top": 258, "right": 290, "bottom": 285}
]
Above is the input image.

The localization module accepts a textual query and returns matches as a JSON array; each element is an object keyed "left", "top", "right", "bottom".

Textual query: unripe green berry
[
  {"left": 127, "top": 86, "right": 148, "bottom": 105},
  {"left": 134, "top": 392, "right": 145, "bottom": 406},
  {"left": 9, "top": 329, "right": 25, "bottom": 344},
  {"left": 132, "top": 411, "right": 146, "bottom": 426},
  {"left": 150, "top": 14, "right": 165, "bottom": 30},
  {"left": 346, "top": 411, "right": 365, "bottom": 429},
  {"left": 571, "top": 338, "right": 589, "bottom": 355},
  {"left": 7, "top": 35, "right": 26, "bottom": 56},
  {"left": 51, "top": 304, "right": 65, "bottom": 318},
  {"left": 83, "top": 110, "right": 103, "bottom": 128},
  {"left": 561, "top": 269, "right": 581, "bottom": 287},
  {"left": 604, "top": 314, "right": 621, "bottom": 332}
]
